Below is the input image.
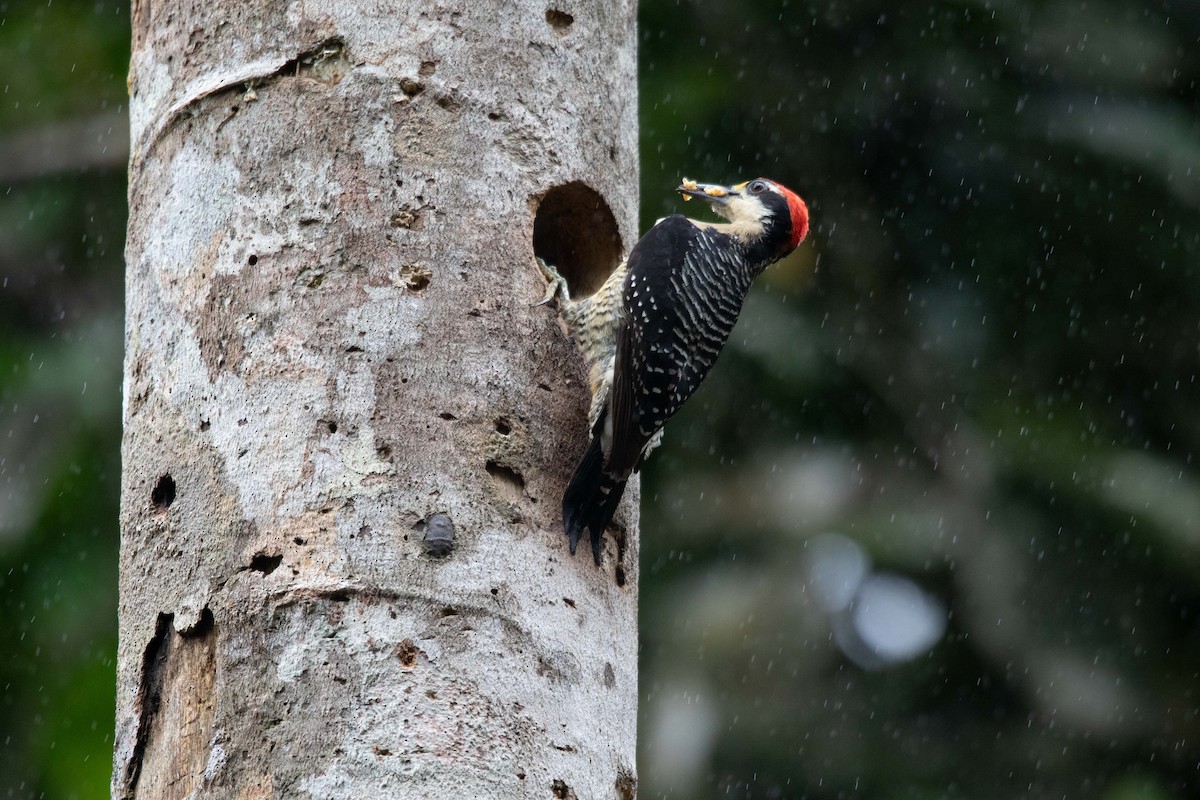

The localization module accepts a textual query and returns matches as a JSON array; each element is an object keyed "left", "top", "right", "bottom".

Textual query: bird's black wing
[{"left": 608, "top": 216, "right": 748, "bottom": 475}]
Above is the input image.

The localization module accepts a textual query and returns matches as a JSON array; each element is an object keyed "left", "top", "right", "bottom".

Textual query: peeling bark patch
[
  {"left": 297, "top": 266, "right": 325, "bottom": 289},
  {"left": 546, "top": 9, "right": 574, "bottom": 32},
  {"left": 121, "top": 611, "right": 218, "bottom": 800},
  {"left": 396, "top": 262, "right": 432, "bottom": 291},
  {"left": 389, "top": 207, "right": 419, "bottom": 229},
  {"left": 250, "top": 552, "right": 283, "bottom": 574},
  {"left": 151, "top": 474, "right": 176, "bottom": 512},
  {"left": 486, "top": 460, "right": 526, "bottom": 498},
  {"left": 289, "top": 37, "right": 349, "bottom": 87}
]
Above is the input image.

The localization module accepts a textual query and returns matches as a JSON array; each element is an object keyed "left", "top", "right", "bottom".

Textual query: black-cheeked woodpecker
[{"left": 540, "top": 178, "right": 811, "bottom": 564}]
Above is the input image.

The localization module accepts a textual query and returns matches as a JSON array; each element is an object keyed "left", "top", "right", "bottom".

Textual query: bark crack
[
  {"left": 119, "top": 608, "right": 218, "bottom": 800},
  {"left": 131, "top": 37, "right": 349, "bottom": 176},
  {"left": 120, "top": 612, "right": 174, "bottom": 799}
]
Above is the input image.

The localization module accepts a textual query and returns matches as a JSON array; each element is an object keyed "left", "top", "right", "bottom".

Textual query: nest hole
[
  {"left": 533, "top": 182, "right": 622, "bottom": 297},
  {"left": 249, "top": 552, "right": 282, "bottom": 575},
  {"left": 151, "top": 474, "right": 176, "bottom": 511},
  {"left": 546, "top": 9, "right": 574, "bottom": 32}
]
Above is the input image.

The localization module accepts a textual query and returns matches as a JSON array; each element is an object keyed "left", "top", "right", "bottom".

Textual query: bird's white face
[
  {"left": 710, "top": 182, "right": 772, "bottom": 238},
  {"left": 676, "top": 178, "right": 810, "bottom": 251},
  {"left": 679, "top": 179, "right": 774, "bottom": 242}
]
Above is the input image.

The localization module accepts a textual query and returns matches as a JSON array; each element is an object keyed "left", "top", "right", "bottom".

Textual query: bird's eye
[{"left": 749, "top": 181, "right": 767, "bottom": 194}]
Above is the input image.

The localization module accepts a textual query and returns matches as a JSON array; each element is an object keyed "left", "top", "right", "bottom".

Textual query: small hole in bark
[
  {"left": 551, "top": 779, "right": 572, "bottom": 799},
  {"left": 294, "top": 536, "right": 306, "bottom": 545},
  {"left": 199, "top": 418, "right": 210, "bottom": 431},
  {"left": 517, "top": 770, "right": 527, "bottom": 780},
  {"left": 249, "top": 552, "right": 283, "bottom": 574},
  {"left": 248, "top": 254, "right": 258, "bottom": 266},
  {"left": 533, "top": 182, "right": 622, "bottom": 297},
  {"left": 396, "top": 638, "right": 420, "bottom": 667},
  {"left": 377, "top": 444, "right": 392, "bottom": 459},
  {"left": 494, "top": 418, "right": 512, "bottom": 435},
  {"left": 546, "top": 9, "right": 574, "bottom": 32},
  {"left": 151, "top": 474, "right": 175, "bottom": 511},
  {"left": 615, "top": 563, "right": 626, "bottom": 587},
  {"left": 326, "top": 421, "right": 338, "bottom": 434},
  {"left": 490, "top": 587, "right": 499, "bottom": 596},
  {"left": 563, "top": 597, "right": 576, "bottom": 608},
  {"left": 440, "top": 607, "right": 458, "bottom": 617},
  {"left": 439, "top": 412, "right": 457, "bottom": 420}
]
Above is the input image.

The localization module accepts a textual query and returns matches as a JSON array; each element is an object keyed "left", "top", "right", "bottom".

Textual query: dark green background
[{"left": 2, "top": 1, "right": 1197, "bottom": 797}]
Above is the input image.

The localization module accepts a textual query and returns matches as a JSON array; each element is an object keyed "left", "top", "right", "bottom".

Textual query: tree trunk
[{"left": 116, "top": 2, "right": 639, "bottom": 798}]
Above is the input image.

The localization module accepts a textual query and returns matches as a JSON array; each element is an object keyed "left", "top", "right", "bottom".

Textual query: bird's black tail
[{"left": 562, "top": 434, "right": 628, "bottom": 565}]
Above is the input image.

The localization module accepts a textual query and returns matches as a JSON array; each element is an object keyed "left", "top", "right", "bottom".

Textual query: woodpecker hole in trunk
[
  {"left": 533, "top": 182, "right": 622, "bottom": 297},
  {"left": 151, "top": 474, "right": 176, "bottom": 512}
]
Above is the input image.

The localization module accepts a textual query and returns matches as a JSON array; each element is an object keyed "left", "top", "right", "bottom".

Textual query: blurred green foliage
[
  {"left": 639, "top": 1, "right": 1200, "bottom": 798},
  {"left": 2, "top": 0, "right": 1198, "bottom": 798},
  {"left": 0, "top": 1, "right": 128, "bottom": 797}
]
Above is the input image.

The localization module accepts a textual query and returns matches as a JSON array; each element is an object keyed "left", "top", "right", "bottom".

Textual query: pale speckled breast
[{"left": 564, "top": 260, "right": 628, "bottom": 396}]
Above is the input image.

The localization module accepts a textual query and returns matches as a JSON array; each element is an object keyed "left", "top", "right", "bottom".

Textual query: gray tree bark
[{"left": 116, "top": 2, "right": 639, "bottom": 798}]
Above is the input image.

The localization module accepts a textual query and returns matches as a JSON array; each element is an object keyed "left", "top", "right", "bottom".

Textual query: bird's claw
[{"left": 535, "top": 257, "right": 571, "bottom": 308}]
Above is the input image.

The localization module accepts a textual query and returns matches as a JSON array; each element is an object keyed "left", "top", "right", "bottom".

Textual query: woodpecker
[{"left": 541, "top": 178, "right": 810, "bottom": 564}]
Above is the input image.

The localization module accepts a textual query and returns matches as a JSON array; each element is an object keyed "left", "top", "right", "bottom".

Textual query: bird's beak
[{"left": 676, "top": 179, "right": 737, "bottom": 206}]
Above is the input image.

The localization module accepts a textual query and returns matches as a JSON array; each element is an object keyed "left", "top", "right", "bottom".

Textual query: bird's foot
[{"left": 535, "top": 257, "right": 571, "bottom": 307}]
